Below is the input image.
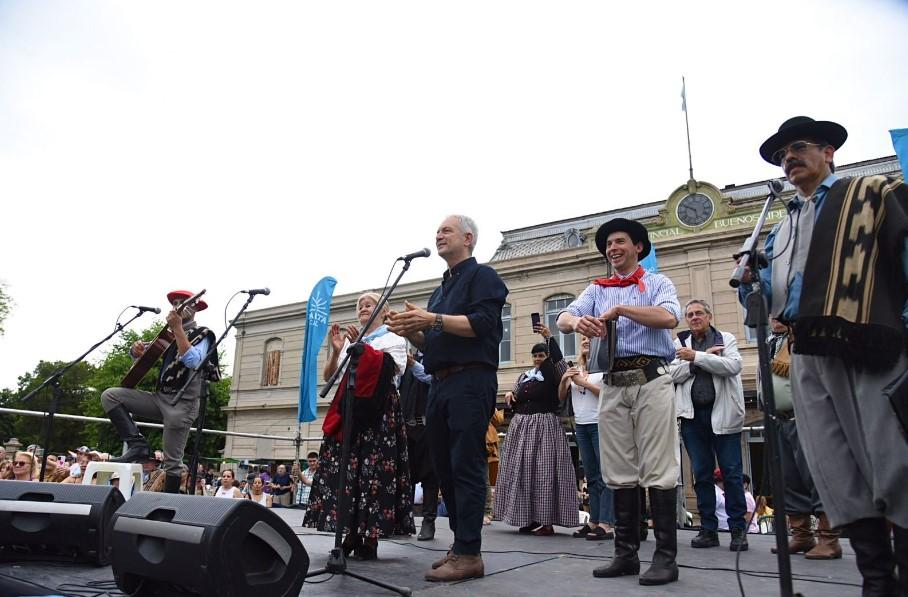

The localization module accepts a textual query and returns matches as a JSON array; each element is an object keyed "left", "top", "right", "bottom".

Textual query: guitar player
[{"left": 100, "top": 290, "right": 219, "bottom": 494}]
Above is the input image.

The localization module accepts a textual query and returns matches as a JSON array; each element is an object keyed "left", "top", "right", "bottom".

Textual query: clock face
[{"left": 676, "top": 193, "right": 714, "bottom": 227}]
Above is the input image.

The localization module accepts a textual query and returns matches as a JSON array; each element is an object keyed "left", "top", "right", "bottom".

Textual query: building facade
[{"left": 224, "top": 156, "right": 902, "bottom": 500}]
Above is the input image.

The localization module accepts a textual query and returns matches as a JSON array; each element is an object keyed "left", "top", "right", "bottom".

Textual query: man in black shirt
[{"left": 389, "top": 214, "right": 508, "bottom": 582}]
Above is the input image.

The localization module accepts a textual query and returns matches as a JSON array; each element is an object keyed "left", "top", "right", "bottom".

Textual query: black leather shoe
[
  {"left": 573, "top": 525, "right": 594, "bottom": 538},
  {"left": 418, "top": 519, "right": 436, "bottom": 541},
  {"left": 586, "top": 526, "right": 615, "bottom": 541},
  {"left": 518, "top": 522, "right": 541, "bottom": 534},
  {"left": 730, "top": 528, "right": 749, "bottom": 552},
  {"left": 593, "top": 556, "right": 640, "bottom": 578},
  {"left": 691, "top": 529, "right": 720, "bottom": 548}
]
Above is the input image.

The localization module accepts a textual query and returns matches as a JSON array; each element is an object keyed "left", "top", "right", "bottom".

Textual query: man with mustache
[
  {"left": 739, "top": 117, "right": 908, "bottom": 595},
  {"left": 557, "top": 219, "right": 682, "bottom": 586}
]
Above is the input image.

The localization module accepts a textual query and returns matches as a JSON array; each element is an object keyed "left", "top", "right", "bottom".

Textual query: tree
[
  {"left": 2, "top": 321, "right": 231, "bottom": 462},
  {"left": 0, "top": 281, "right": 11, "bottom": 335},
  {"left": 0, "top": 359, "right": 98, "bottom": 454}
]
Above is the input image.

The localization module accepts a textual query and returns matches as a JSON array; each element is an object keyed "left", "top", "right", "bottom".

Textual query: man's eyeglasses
[{"left": 772, "top": 140, "right": 826, "bottom": 164}]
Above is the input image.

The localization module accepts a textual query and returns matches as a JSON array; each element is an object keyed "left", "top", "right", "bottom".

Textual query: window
[
  {"left": 499, "top": 304, "right": 512, "bottom": 363},
  {"left": 262, "top": 338, "right": 283, "bottom": 386},
  {"left": 544, "top": 294, "right": 576, "bottom": 358}
]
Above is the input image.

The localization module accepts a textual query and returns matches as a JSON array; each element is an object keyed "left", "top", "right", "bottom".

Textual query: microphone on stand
[
  {"left": 768, "top": 179, "right": 785, "bottom": 198},
  {"left": 398, "top": 248, "right": 431, "bottom": 262},
  {"left": 132, "top": 305, "right": 162, "bottom": 314},
  {"left": 242, "top": 288, "right": 271, "bottom": 296}
]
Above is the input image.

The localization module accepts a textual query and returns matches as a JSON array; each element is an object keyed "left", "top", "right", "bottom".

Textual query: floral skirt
[{"left": 303, "top": 391, "right": 415, "bottom": 538}]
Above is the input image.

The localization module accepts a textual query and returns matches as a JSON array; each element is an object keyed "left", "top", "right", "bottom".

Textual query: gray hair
[
  {"left": 448, "top": 214, "right": 478, "bottom": 253},
  {"left": 684, "top": 299, "right": 713, "bottom": 317}
]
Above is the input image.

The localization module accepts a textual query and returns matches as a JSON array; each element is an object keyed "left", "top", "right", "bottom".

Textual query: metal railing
[{"left": 0, "top": 407, "right": 317, "bottom": 443}]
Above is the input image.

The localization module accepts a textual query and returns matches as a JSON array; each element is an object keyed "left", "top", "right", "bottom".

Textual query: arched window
[
  {"left": 544, "top": 294, "right": 576, "bottom": 358},
  {"left": 262, "top": 337, "right": 283, "bottom": 386},
  {"left": 499, "top": 304, "right": 512, "bottom": 363}
]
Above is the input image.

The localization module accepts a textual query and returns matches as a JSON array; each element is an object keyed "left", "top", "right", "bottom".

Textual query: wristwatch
[{"left": 432, "top": 313, "right": 444, "bottom": 332}]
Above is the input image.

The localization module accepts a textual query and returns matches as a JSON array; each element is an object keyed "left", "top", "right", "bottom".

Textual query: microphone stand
[
  {"left": 730, "top": 182, "right": 799, "bottom": 597},
  {"left": 21, "top": 310, "right": 148, "bottom": 481},
  {"left": 177, "top": 293, "right": 258, "bottom": 494},
  {"left": 305, "top": 257, "right": 416, "bottom": 596}
]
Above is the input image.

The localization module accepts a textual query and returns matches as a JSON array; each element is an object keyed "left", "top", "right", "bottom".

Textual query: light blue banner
[
  {"left": 641, "top": 244, "right": 659, "bottom": 273},
  {"left": 890, "top": 129, "right": 908, "bottom": 176},
  {"left": 298, "top": 276, "right": 337, "bottom": 423}
]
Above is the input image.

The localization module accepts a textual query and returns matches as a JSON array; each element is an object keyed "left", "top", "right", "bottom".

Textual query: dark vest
[{"left": 158, "top": 326, "right": 220, "bottom": 394}]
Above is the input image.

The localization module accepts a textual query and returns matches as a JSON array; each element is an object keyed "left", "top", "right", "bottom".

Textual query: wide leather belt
[
  {"left": 433, "top": 363, "right": 492, "bottom": 381},
  {"left": 606, "top": 357, "right": 668, "bottom": 387}
]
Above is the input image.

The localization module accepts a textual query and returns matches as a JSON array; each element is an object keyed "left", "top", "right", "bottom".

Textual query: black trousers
[
  {"left": 778, "top": 418, "right": 823, "bottom": 515},
  {"left": 426, "top": 368, "right": 497, "bottom": 555},
  {"left": 408, "top": 424, "right": 439, "bottom": 521}
]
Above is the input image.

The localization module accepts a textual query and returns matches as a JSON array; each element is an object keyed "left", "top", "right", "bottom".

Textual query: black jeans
[{"left": 426, "top": 368, "right": 497, "bottom": 555}]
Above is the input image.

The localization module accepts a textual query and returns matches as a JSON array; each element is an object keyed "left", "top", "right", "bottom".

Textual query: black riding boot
[
  {"left": 163, "top": 474, "right": 182, "bottom": 494},
  {"left": 847, "top": 517, "right": 897, "bottom": 596},
  {"left": 639, "top": 487, "right": 679, "bottom": 586},
  {"left": 593, "top": 487, "right": 641, "bottom": 578},
  {"left": 419, "top": 478, "right": 438, "bottom": 540},
  {"left": 106, "top": 404, "right": 150, "bottom": 463},
  {"left": 639, "top": 486, "right": 649, "bottom": 541}
]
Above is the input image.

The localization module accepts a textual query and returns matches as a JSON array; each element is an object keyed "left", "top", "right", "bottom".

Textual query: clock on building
[{"left": 676, "top": 193, "right": 715, "bottom": 228}]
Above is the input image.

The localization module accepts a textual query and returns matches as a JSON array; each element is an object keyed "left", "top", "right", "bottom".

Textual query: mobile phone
[{"left": 531, "top": 312, "right": 541, "bottom": 330}]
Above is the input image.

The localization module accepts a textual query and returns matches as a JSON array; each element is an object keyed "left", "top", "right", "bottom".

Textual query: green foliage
[
  {"left": 1, "top": 321, "right": 231, "bottom": 462},
  {"left": 0, "top": 282, "right": 11, "bottom": 335}
]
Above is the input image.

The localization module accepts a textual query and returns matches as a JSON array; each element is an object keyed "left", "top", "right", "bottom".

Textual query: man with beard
[{"left": 100, "top": 290, "right": 219, "bottom": 494}]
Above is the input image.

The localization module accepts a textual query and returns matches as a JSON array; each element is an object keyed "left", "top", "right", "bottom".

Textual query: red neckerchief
[{"left": 592, "top": 266, "right": 646, "bottom": 292}]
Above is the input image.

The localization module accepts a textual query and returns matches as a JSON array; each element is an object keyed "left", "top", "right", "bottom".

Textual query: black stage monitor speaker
[
  {"left": 0, "top": 480, "right": 125, "bottom": 565},
  {"left": 110, "top": 492, "right": 309, "bottom": 596}
]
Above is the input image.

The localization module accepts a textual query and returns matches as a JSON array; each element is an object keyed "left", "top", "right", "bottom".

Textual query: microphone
[
  {"left": 768, "top": 179, "right": 784, "bottom": 197},
  {"left": 132, "top": 305, "right": 162, "bottom": 314},
  {"left": 398, "top": 248, "right": 431, "bottom": 262},
  {"left": 242, "top": 288, "right": 271, "bottom": 296}
]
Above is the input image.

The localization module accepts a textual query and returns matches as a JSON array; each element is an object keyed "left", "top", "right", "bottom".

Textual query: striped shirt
[{"left": 563, "top": 271, "right": 681, "bottom": 360}]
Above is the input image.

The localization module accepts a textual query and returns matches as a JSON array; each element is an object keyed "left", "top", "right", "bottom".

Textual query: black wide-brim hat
[
  {"left": 759, "top": 116, "right": 847, "bottom": 165},
  {"left": 595, "top": 218, "right": 651, "bottom": 260}
]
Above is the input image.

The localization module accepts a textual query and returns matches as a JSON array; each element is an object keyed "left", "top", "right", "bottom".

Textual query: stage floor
[{"left": 1, "top": 508, "right": 863, "bottom": 596}]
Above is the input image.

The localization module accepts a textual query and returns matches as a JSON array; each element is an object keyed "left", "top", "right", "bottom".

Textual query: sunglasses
[
  {"left": 13, "top": 461, "right": 29, "bottom": 467},
  {"left": 772, "top": 140, "right": 826, "bottom": 165}
]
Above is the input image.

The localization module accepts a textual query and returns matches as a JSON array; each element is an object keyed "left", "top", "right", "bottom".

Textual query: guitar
[{"left": 120, "top": 289, "right": 207, "bottom": 388}]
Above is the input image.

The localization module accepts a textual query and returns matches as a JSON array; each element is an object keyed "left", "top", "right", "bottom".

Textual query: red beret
[{"left": 166, "top": 290, "right": 208, "bottom": 311}]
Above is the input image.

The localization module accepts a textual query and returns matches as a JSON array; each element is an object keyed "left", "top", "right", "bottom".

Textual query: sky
[{"left": 1, "top": 0, "right": 906, "bottom": 391}]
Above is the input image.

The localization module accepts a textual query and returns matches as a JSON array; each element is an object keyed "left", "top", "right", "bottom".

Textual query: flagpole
[{"left": 682, "top": 76, "right": 694, "bottom": 181}]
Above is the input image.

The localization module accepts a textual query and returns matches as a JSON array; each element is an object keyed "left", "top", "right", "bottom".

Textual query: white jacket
[{"left": 670, "top": 329, "right": 745, "bottom": 435}]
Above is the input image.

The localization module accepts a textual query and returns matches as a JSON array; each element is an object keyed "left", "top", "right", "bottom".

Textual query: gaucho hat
[
  {"left": 595, "top": 218, "right": 651, "bottom": 260},
  {"left": 759, "top": 116, "right": 847, "bottom": 165}
]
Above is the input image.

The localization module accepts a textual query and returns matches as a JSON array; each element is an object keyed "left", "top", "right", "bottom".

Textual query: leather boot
[
  {"left": 106, "top": 404, "right": 150, "bottom": 463},
  {"left": 805, "top": 513, "right": 842, "bottom": 560},
  {"left": 593, "top": 487, "right": 641, "bottom": 578},
  {"left": 847, "top": 517, "right": 897, "bottom": 596},
  {"left": 163, "top": 474, "right": 181, "bottom": 494},
  {"left": 425, "top": 553, "right": 484, "bottom": 582},
  {"left": 640, "top": 486, "right": 649, "bottom": 541},
  {"left": 772, "top": 513, "right": 816, "bottom": 554},
  {"left": 639, "top": 487, "right": 679, "bottom": 586},
  {"left": 418, "top": 518, "right": 436, "bottom": 541},
  {"left": 892, "top": 524, "right": 907, "bottom": 597}
]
